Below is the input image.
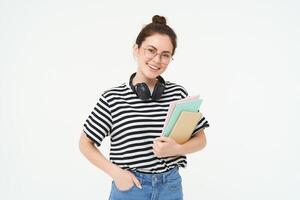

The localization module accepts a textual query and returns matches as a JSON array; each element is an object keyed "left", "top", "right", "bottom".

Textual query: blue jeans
[{"left": 108, "top": 166, "right": 183, "bottom": 200}]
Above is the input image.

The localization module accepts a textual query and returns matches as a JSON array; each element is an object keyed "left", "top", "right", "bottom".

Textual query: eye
[
  {"left": 162, "top": 53, "right": 171, "bottom": 59},
  {"left": 147, "top": 48, "right": 156, "bottom": 54}
]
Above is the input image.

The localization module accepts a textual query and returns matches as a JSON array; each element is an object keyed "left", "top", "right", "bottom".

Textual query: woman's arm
[
  {"left": 79, "top": 132, "right": 121, "bottom": 178},
  {"left": 79, "top": 132, "right": 142, "bottom": 189},
  {"left": 152, "top": 129, "right": 207, "bottom": 157},
  {"left": 177, "top": 129, "right": 207, "bottom": 154}
]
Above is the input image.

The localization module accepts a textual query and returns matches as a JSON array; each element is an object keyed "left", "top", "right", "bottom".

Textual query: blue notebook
[{"left": 162, "top": 98, "right": 203, "bottom": 137}]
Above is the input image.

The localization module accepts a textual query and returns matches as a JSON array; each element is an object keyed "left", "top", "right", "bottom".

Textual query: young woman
[{"left": 79, "top": 15, "right": 209, "bottom": 200}]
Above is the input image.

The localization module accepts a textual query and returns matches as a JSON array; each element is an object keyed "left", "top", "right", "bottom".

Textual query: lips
[{"left": 147, "top": 63, "right": 160, "bottom": 71}]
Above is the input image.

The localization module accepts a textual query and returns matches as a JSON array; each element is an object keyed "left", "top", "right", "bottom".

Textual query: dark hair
[{"left": 135, "top": 15, "right": 177, "bottom": 55}]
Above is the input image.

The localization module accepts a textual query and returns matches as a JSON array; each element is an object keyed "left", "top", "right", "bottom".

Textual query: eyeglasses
[{"left": 143, "top": 47, "right": 173, "bottom": 65}]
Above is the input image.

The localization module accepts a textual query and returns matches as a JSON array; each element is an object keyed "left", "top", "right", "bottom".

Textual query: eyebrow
[{"left": 147, "top": 45, "right": 172, "bottom": 54}]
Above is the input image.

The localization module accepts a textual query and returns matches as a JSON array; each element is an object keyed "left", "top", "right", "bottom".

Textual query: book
[
  {"left": 161, "top": 95, "right": 200, "bottom": 133},
  {"left": 162, "top": 96, "right": 203, "bottom": 137},
  {"left": 169, "top": 111, "right": 203, "bottom": 144}
]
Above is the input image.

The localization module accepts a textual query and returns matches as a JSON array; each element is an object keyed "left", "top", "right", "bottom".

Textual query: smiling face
[{"left": 133, "top": 33, "right": 174, "bottom": 82}]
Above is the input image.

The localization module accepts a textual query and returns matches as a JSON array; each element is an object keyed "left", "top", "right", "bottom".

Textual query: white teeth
[{"left": 148, "top": 64, "right": 159, "bottom": 70}]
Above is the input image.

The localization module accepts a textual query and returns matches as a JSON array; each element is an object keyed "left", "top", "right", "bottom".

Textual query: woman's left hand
[{"left": 152, "top": 136, "right": 182, "bottom": 158}]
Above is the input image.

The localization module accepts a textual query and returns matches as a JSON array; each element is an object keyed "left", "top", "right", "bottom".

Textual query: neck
[{"left": 133, "top": 72, "right": 158, "bottom": 89}]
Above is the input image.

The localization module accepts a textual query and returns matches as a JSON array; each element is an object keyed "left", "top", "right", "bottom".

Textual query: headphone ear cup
[
  {"left": 136, "top": 83, "right": 151, "bottom": 100},
  {"left": 152, "top": 82, "right": 165, "bottom": 101}
]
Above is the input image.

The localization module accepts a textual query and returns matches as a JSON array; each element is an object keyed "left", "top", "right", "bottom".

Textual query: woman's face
[{"left": 133, "top": 33, "right": 173, "bottom": 80}]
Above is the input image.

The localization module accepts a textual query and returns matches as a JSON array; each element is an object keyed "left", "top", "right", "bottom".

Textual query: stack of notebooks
[{"left": 162, "top": 95, "right": 203, "bottom": 144}]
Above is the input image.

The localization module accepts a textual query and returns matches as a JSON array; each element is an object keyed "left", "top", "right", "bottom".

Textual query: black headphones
[{"left": 129, "top": 72, "right": 165, "bottom": 101}]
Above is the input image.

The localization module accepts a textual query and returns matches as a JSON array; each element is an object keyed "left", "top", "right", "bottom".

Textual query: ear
[{"left": 133, "top": 44, "right": 139, "bottom": 58}]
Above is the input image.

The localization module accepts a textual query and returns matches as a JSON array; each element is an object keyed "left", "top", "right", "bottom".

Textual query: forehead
[{"left": 142, "top": 33, "right": 173, "bottom": 52}]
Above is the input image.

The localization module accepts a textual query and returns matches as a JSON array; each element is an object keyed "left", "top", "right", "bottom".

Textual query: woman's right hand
[{"left": 113, "top": 168, "right": 142, "bottom": 191}]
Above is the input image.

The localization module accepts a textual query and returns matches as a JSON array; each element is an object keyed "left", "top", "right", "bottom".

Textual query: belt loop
[{"left": 163, "top": 172, "right": 167, "bottom": 183}]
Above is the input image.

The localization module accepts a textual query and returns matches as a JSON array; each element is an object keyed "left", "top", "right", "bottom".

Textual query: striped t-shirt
[{"left": 83, "top": 81, "right": 209, "bottom": 173}]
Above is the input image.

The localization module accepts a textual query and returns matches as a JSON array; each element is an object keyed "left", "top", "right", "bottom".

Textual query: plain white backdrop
[{"left": 1, "top": 0, "right": 299, "bottom": 199}]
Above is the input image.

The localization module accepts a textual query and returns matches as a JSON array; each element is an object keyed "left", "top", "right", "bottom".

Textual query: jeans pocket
[
  {"left": 112, "top": 177, "right": 143, "bottom": 193},
  {"left": 112, "top": 181, "right": 135, "bottom": 193}
]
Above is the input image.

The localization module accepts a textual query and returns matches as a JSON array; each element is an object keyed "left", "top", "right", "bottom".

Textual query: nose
[{"left": 152, "top": 53, "right": 162, "bottom": 64}]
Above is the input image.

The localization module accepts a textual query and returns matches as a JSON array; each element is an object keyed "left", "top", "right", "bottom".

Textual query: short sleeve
[
  {"left": 83, "top": 94, "right": 112, "bottom": 147},
  {"left": 179, "top": 86, "right": 188, "bottom": 99},
  {"left": 191, "top": 114, "right": 210, "bottom": 136}
]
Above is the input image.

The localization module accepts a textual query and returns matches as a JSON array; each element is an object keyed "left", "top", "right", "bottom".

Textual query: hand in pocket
[{"left": 113, "top": 169, "right": 142, "bottom": 191}]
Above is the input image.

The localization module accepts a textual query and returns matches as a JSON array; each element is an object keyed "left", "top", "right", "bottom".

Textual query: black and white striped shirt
[{"left": 83, "top": 81, "right": 209, "bottom": 173}]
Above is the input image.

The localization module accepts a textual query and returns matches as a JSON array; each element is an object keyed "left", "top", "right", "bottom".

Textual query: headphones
[{"left": 129, "top": 72, "right": 165, "bottom": 101}]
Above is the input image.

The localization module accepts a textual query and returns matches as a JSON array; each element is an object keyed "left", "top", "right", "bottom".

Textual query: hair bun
[{"left": 152, "top": 15, "right": 167, "bottom": 25}]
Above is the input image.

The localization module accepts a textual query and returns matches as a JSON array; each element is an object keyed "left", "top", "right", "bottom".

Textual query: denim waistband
[{"left": 130, "top": 166, "right": 179, "bottom": 184}]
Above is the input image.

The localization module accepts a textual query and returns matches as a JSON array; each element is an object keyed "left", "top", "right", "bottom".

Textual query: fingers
[
  {"left": 152, "top": 141, "right": 163, "bottom": 158},
  {"left": 131, "top": 174, "right": 142, "bottom": 189},
  {"left": 152, "top": 147, "right": 161, "bottom": 158},
  {"left": 152, "top": 140, "right": 160, "bottom": 149},
  {"left": 154, "top": 136, "right": 171, "bottom": 142}
]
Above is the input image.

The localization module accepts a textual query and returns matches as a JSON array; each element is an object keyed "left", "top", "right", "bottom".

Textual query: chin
[
  {"left": 143, "top": 66, "right": 166, "bottom": 79},
  {"left": 143, "top": 69, "right": 161, "bottom": 80}
]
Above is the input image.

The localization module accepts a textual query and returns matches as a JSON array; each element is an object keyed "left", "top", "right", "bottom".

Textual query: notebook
[
  {"left": 162, "top": 97, "right": 203, "bottom": 137},
  {"left": 162, "top": 95, "right": 200, "bottom": 133},
  {"left": 168, "top": 111, "right": 202, "bottom": 144}
]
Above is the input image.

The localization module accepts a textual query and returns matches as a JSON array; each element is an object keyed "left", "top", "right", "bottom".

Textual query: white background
[{"left": 1, "top": 0, "right": 299, "bottom": 199}]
